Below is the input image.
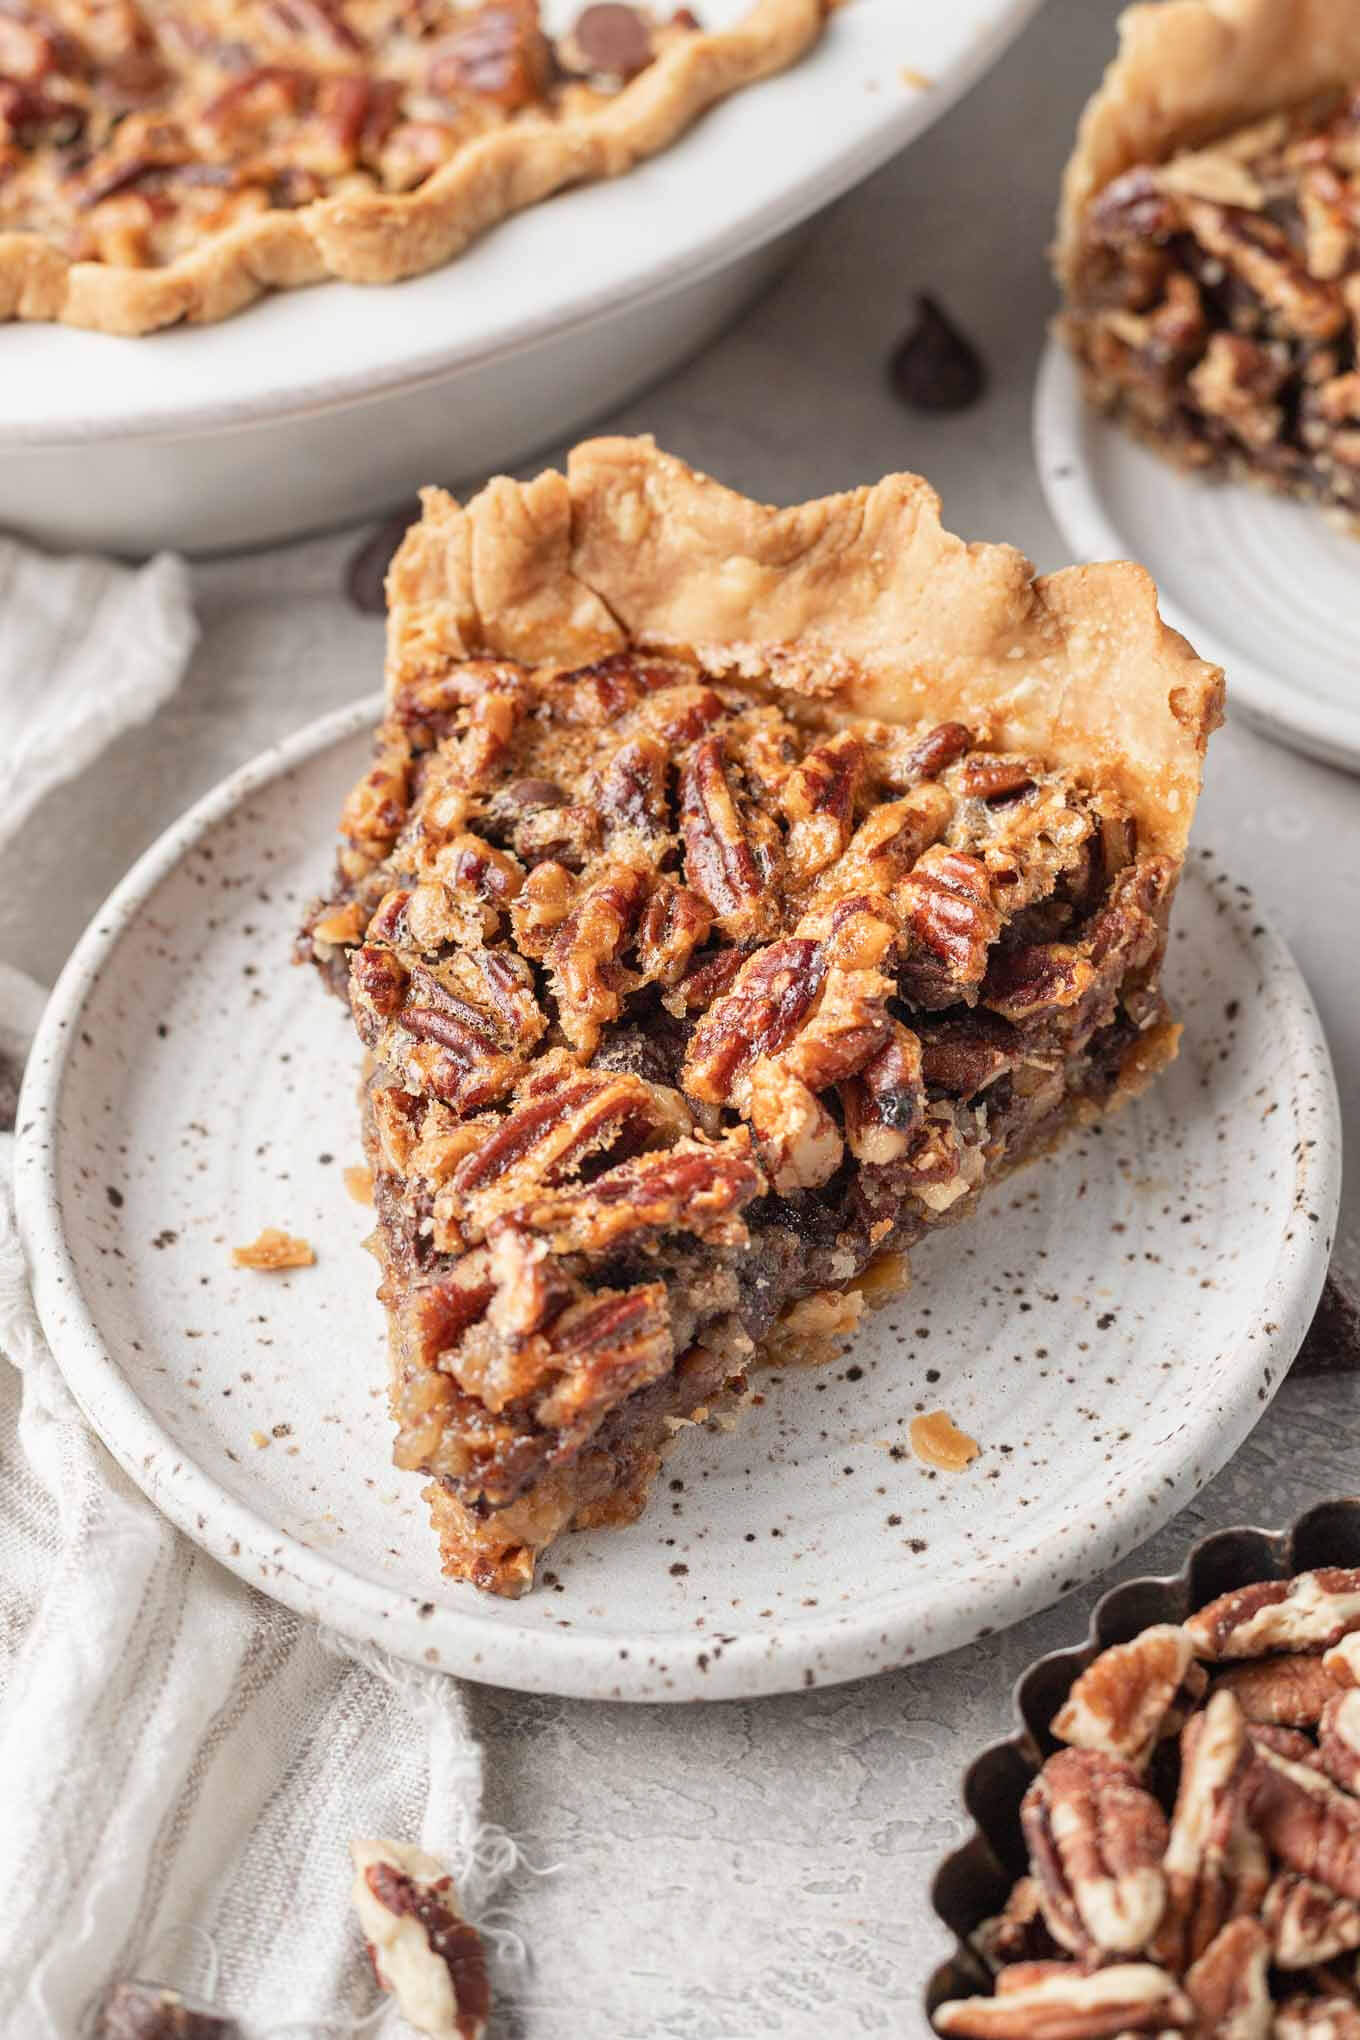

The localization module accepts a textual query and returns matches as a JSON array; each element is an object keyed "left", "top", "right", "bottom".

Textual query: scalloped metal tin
[{"left": 924, "top": 1495, "right": 1360, "bottom": 2019}]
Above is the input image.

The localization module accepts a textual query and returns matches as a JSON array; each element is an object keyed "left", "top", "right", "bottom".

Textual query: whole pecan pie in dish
[
  {"left": 1057, "top": 0, "right": 1360, "bottom": 520},
  {"left": 0, "top": 0, "right": 824, "bottom": 334},
  {"left": 298, "top": 437, "right": 1222, "bottom": 1596}
]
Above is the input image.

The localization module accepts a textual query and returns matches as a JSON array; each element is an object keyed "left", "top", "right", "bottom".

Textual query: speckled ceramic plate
[
  {"left": 1035, "top": 339, "right": 1360, "bottom": 775},
  {"left": 14, "top": 702, "right": 1341, "bottom": 1702}
]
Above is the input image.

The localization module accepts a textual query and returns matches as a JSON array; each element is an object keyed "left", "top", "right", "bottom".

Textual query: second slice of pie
[{"left": 300, "top": 437, "right": 1223, "bottom": 1595}]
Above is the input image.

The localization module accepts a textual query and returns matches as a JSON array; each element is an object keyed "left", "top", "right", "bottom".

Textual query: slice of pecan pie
[
  {"left": 299, "top": 436, "right": 1222, "bottom": 1596},
  {"left": 1057, "top": 0, "right": 1360, "bottom": 519},
  {"left": 0, "top": 0, "right": 824, "bottom": 334}
]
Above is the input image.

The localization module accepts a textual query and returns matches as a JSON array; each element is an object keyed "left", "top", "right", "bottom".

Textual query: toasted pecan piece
[
  {"left": 1215, "top": 1655, "right": 1344, "bottom": 1728},
  {"left": 1186, "top": 1571, "right": 1360, "bottom": 1661},
  {"left": 934, "top": 1963, "right": 1191, "bottom": 2039},
  {"left": 1021, "top": 1748, "right": 1168, "bottom": 1959},
  {"left": 1051, "top": 1625, "right": 1202, "bottom": 1768}
]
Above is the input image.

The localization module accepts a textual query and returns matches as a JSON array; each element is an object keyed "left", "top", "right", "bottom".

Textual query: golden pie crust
[
  {"left": 0, "top": 0, "right": 825, "bottom": 335},
  {"left": 302, "top": 439, "right": 1221, "bottom": 1594},
  {"left": 388, "top": 434, "right": 1221, "bottom": 861}
]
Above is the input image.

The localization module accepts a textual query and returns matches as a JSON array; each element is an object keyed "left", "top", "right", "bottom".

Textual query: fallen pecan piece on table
[
  {"left": 934, "top": 1557, "right": 1360, "bottom": 2037},
  {"left": 350, "top": 1838, "right": 489, "bottom": 2040}
]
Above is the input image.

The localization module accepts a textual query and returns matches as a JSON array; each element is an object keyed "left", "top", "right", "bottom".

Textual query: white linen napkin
[{"left": 0, "top": 548, "right": 512, "bottom": 2038}]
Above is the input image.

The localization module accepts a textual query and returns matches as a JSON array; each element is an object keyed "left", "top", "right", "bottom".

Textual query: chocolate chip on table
[
  {"left": 345, "top": 503, "right": 420, "bottom": 615},
  {"left": 888, "top": 294, "right": 988, "bottom": 412},
  {"left": 96, "top": 1981, "right": 240, "bottom": 2040},
  {"left": 1290, "top": 1271, "right": 1360, "bottom": 1376},
  {"left": 571, "top": 3, "right": 654, "bottom": 78}
]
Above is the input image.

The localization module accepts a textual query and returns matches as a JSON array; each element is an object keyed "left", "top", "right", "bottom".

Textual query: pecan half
[
  {"left": 427, "top": 1, "right": 553, "bottom": 109},
  {"left": 498, "top": 1133, "right": 763, "bottom": 1255},
  {"left": 775, "top": 965, "right": 895, "bottom": 1096},
  {"left": 1216, "top": 1655, "right": 1344, "bottom": 1728},
  {"left": 1247, "top": 1738, "right": 1360, "bottom": 1900},
  {"left": 1155, "top": 1690, "right": 1263, "bottom": 1973},
  {"left": 1263, "top": 1870, "right": 1360, "bottom": 1968},
  {"left": 933, "top": 1963, "right": 1191, "bottom": 2039},
  {"left": 1183, "top": 1917, "right": 1271, "bottom": 2040},
  {"left": 779, "top": 730, "right": 864, "bottom": 884},
  {"left": 1186, "top": 1571, "right": 1360, "bottom": 1661},
  {"left": 895, "top": 847, "right": 1000, "bottom": 1009},
  {"left": 531, "top": 1282, "right": 673, "bottom": 1442},
  {"left": 445, "top": 1066, "right": 670, "bottom": 1240},
  {"left": 545, "top": 861, "right": 650, "bottom": 1053},
  {"left": 680, "top": 734, "right": 782, "bottom": 943},
  {"left": 1318, "top": 1689, "right": 1360, "bottom": 1795},
  {"left": 1021, "top": 1748, "right": 1168, "bottom": 1958},
  {"left": 349, "top": 1838, "right": 490, "bottom": 2040},
  {"left": 634, "top": 881, "right": 713, "bottom": 989},
  {"left": 1051, "top": 1625, "right": 1203, "bottom": 1768},
  {"left": 682, "top": 938, "right": 824, "bottom": 1104}
]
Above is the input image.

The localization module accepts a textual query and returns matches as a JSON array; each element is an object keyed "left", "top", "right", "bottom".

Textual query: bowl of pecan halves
[{"left": 926, "top": 1497, "right": 1360, "bottom": 2038}]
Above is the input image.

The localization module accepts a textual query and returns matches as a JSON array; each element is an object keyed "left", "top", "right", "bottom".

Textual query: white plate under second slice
[
  {"left": 1036, "top": 338, "right": 1360, "bottom": 774},
  {"left": 14, "top": 701, "right": 1341, "bottom": 1701}
]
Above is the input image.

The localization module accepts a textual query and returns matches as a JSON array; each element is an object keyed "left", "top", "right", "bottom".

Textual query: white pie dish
[
  {"left": 1035, "top": 338, "right": 1360, "bottom": 775},
  {"left": 0, "top": 0, "right": 1043, "bottom": 557},
  {"left": 13, "top": 700, "right": 1341, "bottom": 1702}
]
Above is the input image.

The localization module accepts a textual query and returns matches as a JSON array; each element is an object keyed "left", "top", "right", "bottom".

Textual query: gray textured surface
[{"left": 3, "top": 0, "right": 1357, "bottom": 2031}]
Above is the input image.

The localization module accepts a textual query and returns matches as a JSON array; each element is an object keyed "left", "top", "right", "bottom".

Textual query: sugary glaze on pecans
[
  {"left": 0, "top": 0, "right": 697, "bottom": 271},
  {"left": 935, "top": 1568, "right": 1360, "bottom": 2039},
  {"left": 302, "top": 645, "right": 1179, "bottom": 1595},
  {"left": 1063, "top": 90, "right": 1360, "bottom": 519}
]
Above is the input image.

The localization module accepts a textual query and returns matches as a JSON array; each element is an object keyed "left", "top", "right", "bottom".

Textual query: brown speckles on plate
[{"left": 12, "top": 702, "right": 1339, "bottom": 1701}]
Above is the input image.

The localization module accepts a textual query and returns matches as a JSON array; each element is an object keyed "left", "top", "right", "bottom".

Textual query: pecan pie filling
[
  {"left": 1063, "top": 90, "right": 1360, "bottom": 516},
  {"left": 297, "top": 437, "right": 1219, "bottom": 1596},
  {"left": 0, "top": 0, "right": 825, "bottom": 329},
  {"left": 303, "top": 646, "right": 1180, "bottom": 1595},
  {"left": 935, "top": 1571, "right": 1360, "bottom": 2038}
]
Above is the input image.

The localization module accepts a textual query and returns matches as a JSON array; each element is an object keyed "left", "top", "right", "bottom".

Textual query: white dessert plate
[
  {"left": 1036, "top": 338, "right": 1360, "bottom": 774},
  {"left": 14, "top": 702, "right": 1340, "bottom": 1702}
]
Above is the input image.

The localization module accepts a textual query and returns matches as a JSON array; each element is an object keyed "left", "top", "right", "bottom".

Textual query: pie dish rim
[{"left": 0, "top": 0, "right": 825, "bottom": 337}]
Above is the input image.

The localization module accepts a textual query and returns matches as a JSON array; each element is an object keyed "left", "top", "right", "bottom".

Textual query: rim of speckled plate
[
  {"left": 923, "top": 1497, "right": 1360, "bottom": 2022},
  {"left": 12, "top": 696, "right": 1345, "bottom": 1701}
]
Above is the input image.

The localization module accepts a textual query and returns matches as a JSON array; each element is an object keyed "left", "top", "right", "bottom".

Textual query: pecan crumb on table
[
  {"left": 344, "top": 1162, "right": 376, "bottom": 1205},
  {"left": 935, "top": 1564, "right": 1360, "bottom": 2036},
  {"left": 231, "top": 1227, "right": 315, "bottom": 1270}
]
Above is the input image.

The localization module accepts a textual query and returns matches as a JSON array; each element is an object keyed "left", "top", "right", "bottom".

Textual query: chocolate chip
[
  {"left": 345, "top": 506, "right": 418, "bottom": 615},
  {"left": 888, "top": 295, "right": 987, "bottom": 412},
  {"left": 96, "top": 1982, "right": 240, "bottom": 2040},
  {"left": 571, "top": 3, "right": 653, "bottom": 78},
  {"left": 1291, "top": 1272, "right": 1360, "bottom": 1376}
]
